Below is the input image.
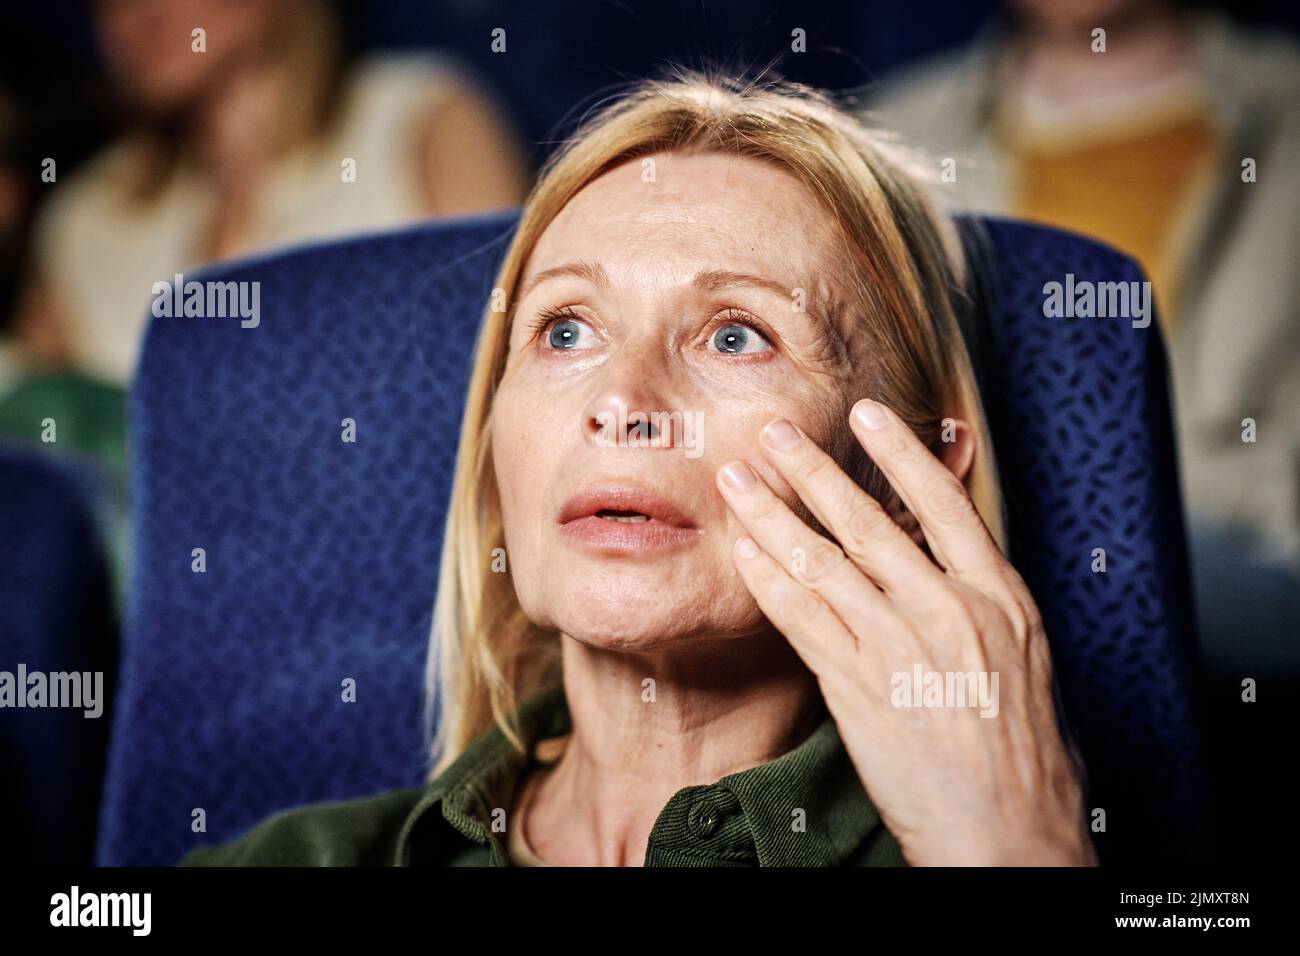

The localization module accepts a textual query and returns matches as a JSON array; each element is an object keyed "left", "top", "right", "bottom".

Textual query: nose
[{"left": 582, "top": 356, "right": 680, "bottom": 450}]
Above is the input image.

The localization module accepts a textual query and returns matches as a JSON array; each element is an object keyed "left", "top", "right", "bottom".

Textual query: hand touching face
[{"left": 716, "top": 402, "right": 1095, "bottom": 865}]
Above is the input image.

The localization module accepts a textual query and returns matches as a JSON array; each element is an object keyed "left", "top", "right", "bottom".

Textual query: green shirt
[{"left": 178, "top": 684, "right": 906, "bottom": 867}]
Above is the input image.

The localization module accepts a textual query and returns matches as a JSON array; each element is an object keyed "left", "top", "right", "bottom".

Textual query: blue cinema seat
[
  {"left": 0, "top": 442, "right": 118, "bottom": 864},
  {"left": 96, "top": 209, "right": 1210, "bottom": 866}
]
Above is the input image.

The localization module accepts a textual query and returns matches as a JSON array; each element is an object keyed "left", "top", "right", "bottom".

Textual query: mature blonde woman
[{"left": 180, "top": 72, "right": 1096, "bottom": 868}]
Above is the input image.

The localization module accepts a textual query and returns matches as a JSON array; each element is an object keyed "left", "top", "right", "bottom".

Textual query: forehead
[{"left": 526, "top": 151, "right": 844, "bottom": 290}]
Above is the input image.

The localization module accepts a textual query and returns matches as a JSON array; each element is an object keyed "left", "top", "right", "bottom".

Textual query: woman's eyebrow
[
  {"left": 520, "top": 263, "right": 801, "bottom": 304},
  {"left": 691, "top": 269, "right": 797, "bottom": 301},
  {"left": 518, "top": 260, "right": 609, "bottom": 300},
  {"left": 696, "top": 269, "right": 835, "bottom": 331}
]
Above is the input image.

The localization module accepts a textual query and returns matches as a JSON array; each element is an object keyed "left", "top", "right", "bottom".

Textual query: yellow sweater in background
[{"left": 1001, "top": 101, "right": 1221, "bottom": 337}]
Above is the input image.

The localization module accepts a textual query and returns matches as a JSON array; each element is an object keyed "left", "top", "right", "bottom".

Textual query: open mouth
[
  {"left": 559, "top": 485, "right": 697, "bottom": 529},
  {"left": 595, "top": 509, "right": 652, "bottom": 523},
  {"left": 558, "top": 485, "right": 701, "bottom": 553}
]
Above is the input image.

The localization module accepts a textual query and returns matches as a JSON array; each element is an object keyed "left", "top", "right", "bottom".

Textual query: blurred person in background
[
  {"left": 0, "top": 87, "right": 32, "bottom": 389},
  {"left": 0, "top": 24, "right": 129, "bottom": 593},
  {"left": 10, "top": 0, "right": 529, "bottom": 387},
  {"left": 0, "top": 71, "right": 123, "bottom": 467},
  {"left": 867, "top": 0, "right": 1300, "bottom": 689}
]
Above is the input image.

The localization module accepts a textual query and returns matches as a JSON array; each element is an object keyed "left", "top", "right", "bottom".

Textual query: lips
[
  {"left": 557, "top": 483, "right": 701, "bottom": 554},
  {"left": 558, "top": 485, "right": 698, "bottom": 529}
]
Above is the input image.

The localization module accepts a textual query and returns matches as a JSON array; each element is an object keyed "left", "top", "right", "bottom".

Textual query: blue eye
[
  {"left": 549, "top": 319, "right": 582, "bottom": 349},
  {"left": 534, "top": 312, "right": 597, "bottom": 350},
  {"left": 711, "top": 322, "right": 770, "bottom": 355}
]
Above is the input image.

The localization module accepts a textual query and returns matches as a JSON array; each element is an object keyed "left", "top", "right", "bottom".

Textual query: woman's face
[
  {"left": 94, "top": 0, "right": 285, "bottom": 115},
  {"left": 492, "top": 150, "right": 870, "bottom": 650}
]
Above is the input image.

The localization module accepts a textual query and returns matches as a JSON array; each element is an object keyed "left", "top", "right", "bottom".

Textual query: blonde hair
[{"left": 424, "top": 70, "right": 1007, "bottom": 777}]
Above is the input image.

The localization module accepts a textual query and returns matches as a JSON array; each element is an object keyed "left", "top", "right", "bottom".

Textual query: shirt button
[{"left": 687, "top": 795, "right": 723, "bottom": 839}]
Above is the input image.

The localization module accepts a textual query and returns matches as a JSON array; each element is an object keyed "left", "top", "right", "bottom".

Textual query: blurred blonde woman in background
[
  {"left": 14, "top": 0, "right": 528, "bottom": 385},
  {"left": 182, "top": 71, "right": 1095, "bottom": 868}
]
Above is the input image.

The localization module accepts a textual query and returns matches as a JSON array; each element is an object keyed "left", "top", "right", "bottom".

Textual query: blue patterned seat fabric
[{"left": 96, "top": 209, "right": 1209, "bottom": 866}]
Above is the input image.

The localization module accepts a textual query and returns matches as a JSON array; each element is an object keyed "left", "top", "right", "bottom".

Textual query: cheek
[
  {"left": 490, "top": 382, "right": 569, "bottom": 545},
  {"left": 704, "top": 388, "right": 845, "bottom": 478},
  {"left": 711, "top": 391, "right": 854, "bottom": 542}
]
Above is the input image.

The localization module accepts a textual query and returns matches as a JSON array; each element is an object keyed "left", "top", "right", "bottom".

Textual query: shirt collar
[
  {"left": 395, "top": 684, "right": 886, "bottom": 867},
  {"left": 396, "top": 684, "right": 570, "bottom": 867}
]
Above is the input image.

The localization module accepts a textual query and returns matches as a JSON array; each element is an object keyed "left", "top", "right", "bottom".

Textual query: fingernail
[
  {"left": 763, "top": 419, "right": 802, "bottom": 450},
  {"left": 735, "top": 536, "right": 759, "bottom": 559},
  {"left": 721, "top": 461, "right": 756, "bottom": 492},
  {"left": 853, "top": 399, "right": 888, "bottom": 430}
]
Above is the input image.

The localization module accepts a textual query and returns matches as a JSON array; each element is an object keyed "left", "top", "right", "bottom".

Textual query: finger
[
  {"left": 716, "top": 459, "right": 893, "bottom": 639},
  {"left": 849, "top": 399, "right": 1005, "bottom": 581},
  {"left": 757, "top": 417, "right": 948, "bottom": 599},
  {"left": 728, "top": 533, "right": 864, "bottom": 672}
]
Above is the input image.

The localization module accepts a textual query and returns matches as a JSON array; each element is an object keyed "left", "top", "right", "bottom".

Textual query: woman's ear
[
  {"left": 934, "top": 416, "right": 977, "bottom": 484},
  {"left": 883, "top": 416, "right": 977, "bottom": 551}
]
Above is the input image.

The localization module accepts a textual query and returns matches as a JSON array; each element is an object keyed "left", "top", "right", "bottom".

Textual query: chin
[{"left": 519, "top": 561, "right": 748, "bottom": 650}]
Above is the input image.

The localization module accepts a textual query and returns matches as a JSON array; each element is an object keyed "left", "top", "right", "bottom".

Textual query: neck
[
  {"left": 185, "top": 1, "right": 342, "bottom": 189},
  {"left": 523, "top": 628, "right": 824, "bottom": 866},
  {"left": 1009, "top": 4, "right": 1197, "bottom": 107}
]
